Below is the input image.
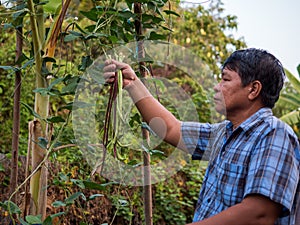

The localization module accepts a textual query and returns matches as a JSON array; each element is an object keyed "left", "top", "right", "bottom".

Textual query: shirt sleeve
[
  {"left": 181, "top": 121, "right": 215, "bottom": 160},
  {"left": 244, "top": 123, "right": 300, "bottom": 216}
]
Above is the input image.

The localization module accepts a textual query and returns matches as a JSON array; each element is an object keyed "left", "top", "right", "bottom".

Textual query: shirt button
[{"left": 207, "top": 198, "right": 211, "bottom": 203}]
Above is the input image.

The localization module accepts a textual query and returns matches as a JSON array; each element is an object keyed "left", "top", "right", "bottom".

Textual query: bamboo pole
[
  {"left": 26, "top": 0, "right": 71, "bottom": 219},
  {"left": 27, "top": 0, "right": 48, "bottom": 218}
]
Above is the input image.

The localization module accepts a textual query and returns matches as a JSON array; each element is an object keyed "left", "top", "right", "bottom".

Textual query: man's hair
[{"left": 221, "top": 48, "right": 286, "bottom": 108}]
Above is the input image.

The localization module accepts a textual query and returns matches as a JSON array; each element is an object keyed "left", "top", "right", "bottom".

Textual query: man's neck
[{"left": 227, "top": 105, "right": 264, "bottom": 129}]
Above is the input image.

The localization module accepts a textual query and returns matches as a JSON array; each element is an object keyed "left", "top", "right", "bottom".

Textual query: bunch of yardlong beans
[{"left": 101, "top": 64, "right": 123, "bottom": 174}]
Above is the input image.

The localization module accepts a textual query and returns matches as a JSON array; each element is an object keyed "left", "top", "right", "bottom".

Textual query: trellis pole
[
  {"left": 9, "top": 2, "right": 23, "bottom": 215},
  {"left": 134, "top": 2, "right": 153, "bottom": 225}
]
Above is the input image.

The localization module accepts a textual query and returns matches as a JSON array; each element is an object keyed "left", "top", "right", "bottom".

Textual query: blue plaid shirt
[{"left": 181, "top": 108, "right": 300, "bottom": 225}]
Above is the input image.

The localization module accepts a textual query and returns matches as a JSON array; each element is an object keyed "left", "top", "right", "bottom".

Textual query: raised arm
[{"left": 103, "top": 59, "right": 186, "bottom": 150}]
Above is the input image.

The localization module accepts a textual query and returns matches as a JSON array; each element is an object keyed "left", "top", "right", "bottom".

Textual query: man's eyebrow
[{"left": 221, "top": 71, "right": 229, "bottom": 77}]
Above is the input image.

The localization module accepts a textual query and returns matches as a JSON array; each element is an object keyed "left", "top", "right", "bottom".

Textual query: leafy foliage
[
  {"left": 276, "top": 65, "right": 300, "bottom": 137},
  {"left": 169, "top": 0, "right": 246, "bottom": 75},
  {"left": 4, "top": 0, "right": 292, "bottom": 224}
]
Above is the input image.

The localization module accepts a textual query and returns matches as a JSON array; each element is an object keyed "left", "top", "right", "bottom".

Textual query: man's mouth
[{"left": 214, "top": 97, "right": 221, "bottom": 102}]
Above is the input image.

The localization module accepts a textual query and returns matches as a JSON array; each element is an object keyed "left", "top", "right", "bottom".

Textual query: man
[{"left": 103, "top": 48, "right": 300, "bottom": 225}]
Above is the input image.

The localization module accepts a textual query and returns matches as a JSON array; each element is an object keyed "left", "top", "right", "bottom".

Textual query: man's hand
[
  {"left": 102, "top": 58, "right": 184, "bottom": 150},
  {"left": 103, "top": 59, "right": 137, "bottom": 87}
]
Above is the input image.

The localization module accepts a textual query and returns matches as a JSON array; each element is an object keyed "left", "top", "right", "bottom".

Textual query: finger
[
  {"left": 103, "top": 71, "right": 115, "bottom": 78},
  {"left": 104, "top": 59, "right": 113, "bottom": 66},
  {"left": 105, "top": 77, "right": 115, "bottom": 84},
  {"left": 103, "top": 63, "right": 117, "bottom": 73}
]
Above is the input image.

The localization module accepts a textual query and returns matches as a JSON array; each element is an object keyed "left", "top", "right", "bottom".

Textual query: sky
[{"left": 184, "top": 0, "right": 300, "bottom": 76}]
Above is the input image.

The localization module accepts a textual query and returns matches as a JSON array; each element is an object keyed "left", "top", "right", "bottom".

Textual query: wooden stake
[{"left": 134, "top": 3, "right": 153, "bottom": 225}]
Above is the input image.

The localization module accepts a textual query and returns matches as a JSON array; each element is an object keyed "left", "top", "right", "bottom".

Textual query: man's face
[{"left": 213, "top": 67, "right": 250, "bottom": 116}]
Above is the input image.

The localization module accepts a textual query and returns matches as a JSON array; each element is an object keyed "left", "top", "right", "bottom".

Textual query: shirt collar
[
  {"left": 225, "top": 107, "right": 273, "bottom": 133},
  {"left": 239, "top": 107, "right": 273, "bottom": 131}
]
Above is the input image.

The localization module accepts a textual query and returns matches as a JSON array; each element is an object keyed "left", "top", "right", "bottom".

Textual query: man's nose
[{"left": 213, "top": 83, "right": 221, "bottom": 92}]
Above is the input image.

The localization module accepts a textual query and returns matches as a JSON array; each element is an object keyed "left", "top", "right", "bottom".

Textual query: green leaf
[
  {"left": 83, "top": 180, "right": 115, "bottom": 191},
  {"left": 42, "top": 216, "right": 53, "bottom": 225},
  {"left": 61, "top": 82, "right": 78, "bottom": 94},
  {"left": 43, "top": 0, "right": 62, "bottom": 14},
  {"left": 0, "top": 163, "right": 4, "bottom": 172},
  {"left": 52, "top": 200, "right": 66, "bottom": 207},
  {"left": 149, "top": 149, "right": 165, "bottom": 156},
  {"left": 79, "top": 56, "right": 93, "bottom": 71},
  {"left": 129, "top": 113, "right": 142, "bottom": 127},
  {"left": 42, "top": 212, "right": 65, "bottom": 225},
  {"left": 80, "top": 8, "right": 99, "bottom": 22},
  {"left": 51, "top": 212, "right": 65, "bottom": 218},
  {"left": 21, "top": 102, "right": 44, "bottom": 120},
  {"left": 147, "top": 1, "right": 156, "bottom": 11},
  {"left": 148, "top": 78, "right": 166, "bottom": 92},
  {"left": 12, "top": 9, "right": 28, "bottom": 27},
  {"left": 26, "top": 214, "right": 42, "bottom": 224},
  {"left": 279, "top": 93, "right": 300, "bottom": 107},
  {"left": 38, "top": 137, "right": 48, "bottom": 149},
  {"left": 88, "top": 194, "right": 104, "bottom": 200},
  {"left": 3, "top": 23, "right": 14, "bottom": 30},
  {"left": 21, "top": 59, "right": 35, "bottom": 70},
  {"left": 48, "top": 77, "right": 64, "bottom": 90},
  {"left": 59, "top": 172, "right": 70, "bottom": 182},
  {"left": 19, "top": 218, "right": 30, "bottom": 225},
  {"left": 59, "top": 102, "right": 74, "bottom": 111},
  {"left": 65, "top": 192, "right": 84, "bottom": 205},
  {"left": 70, "top": 179, "right": 85, "bottom": 189},
  {"left": 14, "top": 53, "right": 29, "bottom": 65},
  {"left": 64, "top": 34, "right": 82, "bottom": 42},
  {"left": 163, "top": 10, "right": 180, "bottom": 17},
  {"left": 284, "top": 68, "right": 300, "bottom": 93},
  {"left": 64, "top": 31, "right": 84, "bottom": 42},
  {"left": 33, "top": 88, "right": 50, "bottom": 96},
  {"left": 108, "top": 35, "right": 119, "bottom": 44},
  {"left": 159, "top": 24, "right": 173, "bottom": 32},
  {"left": 0, "top": 66, "right": 18, "bottom": 72},
  {"left": 3, "top": 201, "right": 21, "bottom": 214},
  {"left": 84, "top": 33, "right": 106, "bottom": 40},
  {"left": 149, "top": 31, "right": 166, "bottom": 40},
  {"left": 280, "top": 110, "right": 300, "bottom": 125},
  {"left": 46, "top": 116, "right": 66, "bottom": 123},
  {"left": 118, "top": 10, "right": 135, "bottom": 19}
]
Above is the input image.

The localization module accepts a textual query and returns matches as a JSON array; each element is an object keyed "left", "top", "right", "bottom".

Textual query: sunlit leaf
[
  {"left": 43, "top": 0, "right": 62, "bottom": 14},
  {"left": 88, "top": 194, "right": 104, "bottom": 200},
  {"left": 65, "top": 192, "right": 84, "bottom": 205},
  {"left": 52, "top": 200, "right": 66, "bottom": 207},
  {"left": 26, "top": 214, "right": 42, "bottom": 224}
]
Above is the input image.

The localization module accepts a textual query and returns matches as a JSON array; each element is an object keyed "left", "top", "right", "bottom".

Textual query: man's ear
[{"left": 248, "top": 80, "right": 262, "bottom": 101}]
